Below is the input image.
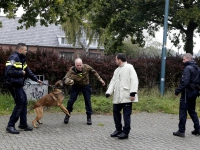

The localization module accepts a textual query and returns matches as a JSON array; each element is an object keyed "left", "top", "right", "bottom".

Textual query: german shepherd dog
[{"left": 31, "top": 79, "right": 74, "bottom": 128}]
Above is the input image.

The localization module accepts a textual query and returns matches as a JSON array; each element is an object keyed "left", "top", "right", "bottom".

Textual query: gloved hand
[{"left": 105, "top": 93, "right": 110, "bottom": 98}]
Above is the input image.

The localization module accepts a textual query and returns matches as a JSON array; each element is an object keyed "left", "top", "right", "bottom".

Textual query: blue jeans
[
  {"left": 113, "top": 102, "right": 132, "bottom": 134},
  {"left": 6, "top": 84, "right": 28, "bottom": 127},
  {"left": 178, "top": 90, "right": 200, "bottom": 133},
  {"left": 67, "top": 84, "right": 92, "bottom": 115}
]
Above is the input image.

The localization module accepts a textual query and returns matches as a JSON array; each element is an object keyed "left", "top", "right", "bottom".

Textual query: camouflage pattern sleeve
[
  {"left": 64, "top": 67, "right": 73, "bottom": 78},
  {"left": 86, "top": 64, "right": 103, "bottom": 82}
]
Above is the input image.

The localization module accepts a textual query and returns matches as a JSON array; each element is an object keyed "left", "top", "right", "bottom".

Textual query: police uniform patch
[{"left": 10, "top": 60, "right": 16, "bottom": 65}]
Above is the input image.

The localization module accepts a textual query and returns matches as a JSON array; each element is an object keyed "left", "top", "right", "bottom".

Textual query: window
[
  {"left": 91, "top": 38, "right": 98, "bottom": 47},
  {"left": 57, "top": 36, "right": 73, "bottom": 47},
  {"left": 59, "top": 52, "right": 74, "bottom": 60},
  {"left": 89, "top": 53, "right": 100, "bottom": 58},
  {"left": 61, "top": 37, "right": 67, "bottom": 44}
]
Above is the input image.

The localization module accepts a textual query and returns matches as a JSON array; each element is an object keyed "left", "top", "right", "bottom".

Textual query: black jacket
[
  {"left": 5, "top": 51, "right": 38, "bottom": 87},
  {"left": 175, "top": 60, "right": 199, "bottom": 95}
]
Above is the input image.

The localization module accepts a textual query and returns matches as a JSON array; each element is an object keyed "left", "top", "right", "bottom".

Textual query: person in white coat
[{"left": 106, "top": 53, "right": 139, "bottom": 139}]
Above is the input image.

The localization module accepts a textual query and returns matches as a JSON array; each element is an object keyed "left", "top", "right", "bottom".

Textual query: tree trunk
[
  {"left": 184, "top": 31, "right": 194, "bottom": 54},
  {"left": 184, "top": 22, "right": 197, "bottom": 54},
  {"left": 85, "top": 48, "right": 89, "bottom": 57}
]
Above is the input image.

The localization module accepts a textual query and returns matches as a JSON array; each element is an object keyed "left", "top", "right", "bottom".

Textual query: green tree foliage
[
  {"left": 61, "top": 1, "right": 105, "bottom": 56},
  {"left": 2, "top": 0, "right": 200, "bottom": 54},
  {"left": 61, "top": 16, "right": 99, "bottom": 56},
  {"left": 0, "top": 0, "right": 92, "bottom": 29},
  {"left": 113, "top": 36, "right": 176, "bottom": 57},
  {"left": 91, "top": 0, "right": 200, "bottom": 54}
]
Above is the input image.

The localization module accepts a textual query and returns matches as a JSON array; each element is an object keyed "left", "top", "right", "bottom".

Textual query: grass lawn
[{"left": 1, "top": 88, "right": 200, "bottom": 117}]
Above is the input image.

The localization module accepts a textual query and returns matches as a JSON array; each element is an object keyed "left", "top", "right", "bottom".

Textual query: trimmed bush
[{"left": 0, "top": 47, "right": 194, "bottom": 94}]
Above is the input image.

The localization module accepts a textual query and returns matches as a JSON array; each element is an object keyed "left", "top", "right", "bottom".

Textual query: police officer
[
  {"left": 5, "top": 43, "right": 43, "bottom": 134},
  {"left": 173, "top": 53, "right": 200, "bottom": 137}
]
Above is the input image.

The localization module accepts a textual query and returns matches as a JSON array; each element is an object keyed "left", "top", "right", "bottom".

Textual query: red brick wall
[{"left": 0, "top": 44, "right": 104, "bottom": 58}]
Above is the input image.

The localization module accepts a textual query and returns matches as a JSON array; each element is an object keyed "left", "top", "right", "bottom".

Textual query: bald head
[
  {"left": 75, "top": 58, "right": 83, "bottom": 71},
  {"left": 75, "top": 58, "right": 82, "bottom": 64}
]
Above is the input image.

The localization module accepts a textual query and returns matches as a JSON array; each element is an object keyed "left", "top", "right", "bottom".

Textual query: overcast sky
[{"left": 155, "top": 28, "right": 200, "bottom": 55}]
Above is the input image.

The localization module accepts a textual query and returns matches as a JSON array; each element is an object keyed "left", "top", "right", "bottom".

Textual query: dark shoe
[
  {"left": 191, "top": 129, "right": 200, "bottom": 135},
  {"left": 117, "top": 132, "right": 129, "bottom": 139},
  {"left": 110, "top": 130, "right": 122, "bottom": 137},
  {"left": 18, "top": 125, "right": 33, "bottom": 131},
  {"left": 87, "top": 115, "right": 92, "bottom": 125},
  {"left": 173, "top": 131, "right": 185, "bottom": 137},
  {"left": 6, "top": 127, "right": 20, "bottom": 134},
  {"left": 64, "top": 115, "right": 70, "bottom": 124}
]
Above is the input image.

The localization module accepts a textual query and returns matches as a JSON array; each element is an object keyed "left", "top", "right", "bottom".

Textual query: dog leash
[
  {"left": 24, "top": 81, "right": 55, "bottom": 91},
  {"left": 42, "top": 83, "right": 55, "bottom": 88}
]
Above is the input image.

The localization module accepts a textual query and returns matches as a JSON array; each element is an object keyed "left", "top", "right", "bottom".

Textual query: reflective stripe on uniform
[
  {"left": 6, "top": 61, "right": 27, "bottom": 70},
  {"left": 23, "top": 64, "right": 27, "bottom": 70}
]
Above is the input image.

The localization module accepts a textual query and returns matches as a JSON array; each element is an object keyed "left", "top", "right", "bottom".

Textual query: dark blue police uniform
[
  {"left": 5, "top": 51, "right": 38, "bottom": 129},
  {"left": 175, "top": 60, "right": 200, "bottom": 134}
]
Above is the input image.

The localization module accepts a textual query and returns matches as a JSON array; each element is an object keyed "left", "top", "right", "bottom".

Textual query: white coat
[{"left": 106, "top": 62, "right": 139, "bottom": 104}]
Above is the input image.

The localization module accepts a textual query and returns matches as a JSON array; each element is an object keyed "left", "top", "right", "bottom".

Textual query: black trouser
[
  {"left": 113, "top": 102, "right": 132, "bottom": 135},
  {"left": 6, "top": 83, "right": 28, "bottom": 127},
  {"left": 67, "top": 84, "right": 92, "bottom": 115},
  {"left": 178, "top": 90, "right": 200, "bottom": 133}
]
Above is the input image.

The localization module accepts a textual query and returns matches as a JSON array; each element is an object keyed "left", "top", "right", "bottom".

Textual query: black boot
[
  {"left": 110, "top": 130, "right": 122, "bottom": 137},
  {"left": 6, "top": 127, "right": 20, "bottom": 134},
  {"left": 87, "top": 114, "right": 92, "bottom": 125},
  {"left": 191, "top": 129, "right": 200, "bottom": 135},
  {"left": 64, "top": 115, "right": 70, "bottom": 124},
  {"left": 173, "top": 131, "right": 185, "bottom": 137},
  {"left": 117, "top": 132, "right": 129, "bottom": 139},
  {"left": 18, "top": 125, "right": 33, "bottom": 131}
]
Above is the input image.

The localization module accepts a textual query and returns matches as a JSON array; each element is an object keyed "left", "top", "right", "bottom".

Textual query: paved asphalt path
[{"left": 0, "top": 112, "right": 200, "bottom": 150}]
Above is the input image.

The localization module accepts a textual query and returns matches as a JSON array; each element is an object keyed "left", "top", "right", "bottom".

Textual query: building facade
[{"left": 0, "top": 16, "right": 104, "bottom": 59}]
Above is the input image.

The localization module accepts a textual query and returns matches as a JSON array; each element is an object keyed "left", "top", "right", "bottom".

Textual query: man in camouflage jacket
[{"left": 63, "top": 58, "right": 105, "bottom": 125}]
